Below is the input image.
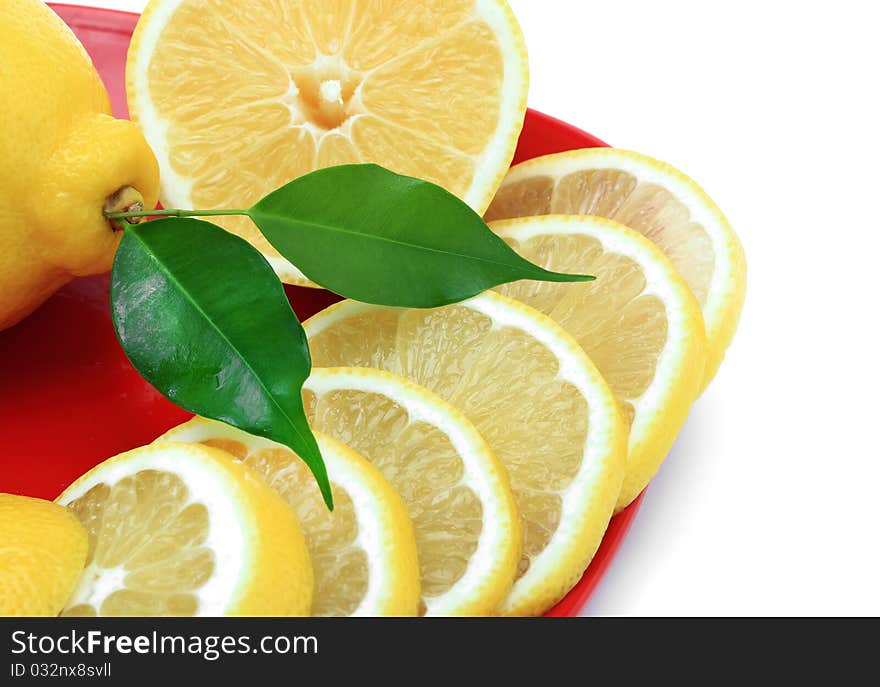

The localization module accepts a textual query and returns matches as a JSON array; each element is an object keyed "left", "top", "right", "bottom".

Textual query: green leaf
[
  {"left": 110, "top": 217, "right": 332, "bottom": 509},
  {"left": 248, "top": 164, "right": 594, "bottom": 307}
]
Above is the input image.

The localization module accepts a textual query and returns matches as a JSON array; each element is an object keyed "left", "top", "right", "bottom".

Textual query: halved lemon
[
  {"left": 302, "top": 367, "right": 520, "bottom": 616},
  {"left": 0, "top": 494, "right": 88, "bottom": 616},
  {"left": 485, "top": 148, "right": 746, "bottom": 388},
  {"left": 305, "top": 293, "right": 625, "bottom": 616},
  {"left": 57, "top": 442, "right": 313, "bottom": 616},
  {"left": 492, "top": 215, "right": 707, "bottom": 510},
  {"left": 161, "top": 420, "right": 420, "bottom": 616},
  {"left": 127, "top": 0, "right": 529, "bottom": 284}
]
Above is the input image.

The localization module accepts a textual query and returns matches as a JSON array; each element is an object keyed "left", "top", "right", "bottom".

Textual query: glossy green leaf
[
  {"left": 110, "top": 218, "right": 332, "bottom": 508},
  {"left": 248, "top": 164, "right": 594, "bottom": 307}
]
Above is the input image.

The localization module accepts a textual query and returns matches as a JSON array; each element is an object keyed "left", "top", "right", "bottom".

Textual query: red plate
[{"left": 0, "top": 4, "right": 643, "bottom": 617}]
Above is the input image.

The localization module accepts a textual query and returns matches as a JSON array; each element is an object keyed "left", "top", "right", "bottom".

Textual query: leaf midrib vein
[
  {"left": 130, "top": 229, "right": 313, "bottom": 454},
  {"left": 253, "top": 210, "right": 542, "bottom": 274}
]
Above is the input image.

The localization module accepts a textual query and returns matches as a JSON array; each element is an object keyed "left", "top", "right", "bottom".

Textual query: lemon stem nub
[{"left": 104, "top": 186, "right": 146, "bottom": 232}]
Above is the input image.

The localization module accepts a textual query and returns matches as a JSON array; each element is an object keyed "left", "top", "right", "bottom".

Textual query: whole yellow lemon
[
  {"left": 0, "top": 0, "right": 159, "bottom": 330},
  {"left": 0, "top": 493, "right": 88, "bottom": 616}
]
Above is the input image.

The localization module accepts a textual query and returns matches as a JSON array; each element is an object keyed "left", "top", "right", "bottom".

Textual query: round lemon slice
[
  {"left": 485, "top": 148, "right": 746, "bottom": 388},
  {"left": 127, "top": 0, "right": 529, "bottom": 285},
  {"left": 161, "top": 420, "right": 420, "bottom": 616},
  {"left": 304, "top": 293, "right": 625, "bottom": 616},
  {"left": 0, "top": 494, "right": 88, "bottom": 616},
  {"left": 56, "top": 442, "right": 313, "bottom": 616},
  {"left": 492, "top": 215, "right": 707, "bottom": 510},
  {"left": 302, "top": 367, "right": 520, "bottom": 616}
]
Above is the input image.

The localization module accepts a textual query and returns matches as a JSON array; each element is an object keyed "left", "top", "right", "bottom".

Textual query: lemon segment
[
  {"left": 56, "top": 442, "right": 313, "bottom": 617},
  {"left": 304, "top": 293, "right": 625, "bottom": 616},
  {"left": 485, "top": 148, "right": 746, "bottom": 389},
  {"left": 126, "top": 0, "right": 528, "bottom": 286},
  {"left": 301, "top": 367, "right": 521, "bottom": 616},
  {"left": 160, "top": 420, "right": 420, "bottom": 616},
  {"left": 492, "top": 215, "right": 707, "bottom": 510},
  {"left": 0, "top": 494, "right": 88, "bottom": 616}
]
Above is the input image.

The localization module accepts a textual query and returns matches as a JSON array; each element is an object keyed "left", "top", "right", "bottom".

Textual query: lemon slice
[
  {"left": 485, "top": 148, "right": 746, "bottom": 388},
  {"left": 305, "top": 293, "right": 625, "bottom": 616},
  {"left": 0, "top": 494, "right": 88, "bottom": 616},
  {"left": 161, "top": 420, "right": 420, "bottom": 616},
  {"left": 127, "top": 0, "right": 529, "bottom": 285},
  {"left": 301, "top": 367, "right": 520, "bottom": 616},
  {"left": 56, "top": 442, "right": 313, "bottom": 616},
  {"left": 491, "top": 215, "right": 707, "bottom": 510}
]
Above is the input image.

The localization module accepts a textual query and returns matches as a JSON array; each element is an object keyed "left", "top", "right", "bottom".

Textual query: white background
[{"left": 61, "top": 1, "right": 880, "bottom": 615}]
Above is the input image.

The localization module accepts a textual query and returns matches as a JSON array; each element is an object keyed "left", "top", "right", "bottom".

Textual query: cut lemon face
[
  {"left": 485, "top": 148, "right": 746, "bottom": 389},
  {"left": 301, "top": 367, "right": 520, "bottom": 616},
  {"left": 305, "top": 293, "right": 625, "bottom": 616},
  {"left": 160, "top": 420, "right": 420, "bottom": 616},
  {"left": 127, "top": 0, "right": 529, "bottom": 285},
  {"left": 0, "top": 494, "right": 88, "bottom": 616},
  {"left": 56, "top": 442, "right": 313, "bottom": 616},
  {"left": 492, "top": 215, "right": 707, "bottom": 510}
]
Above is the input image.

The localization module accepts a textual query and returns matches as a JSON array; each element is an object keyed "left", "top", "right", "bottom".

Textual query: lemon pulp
[{"left": 63, "top": 470, "right": 213, "bottom": 616}]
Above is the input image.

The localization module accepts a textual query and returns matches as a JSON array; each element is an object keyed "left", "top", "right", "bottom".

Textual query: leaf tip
[
  {"left": 320, "top": 481, "right": 335, "bottom": 511},
  {"left": 301, "top": 437, "right": 335, "bottom": 511},
  {"left": 541, "top": 270, "right": 596, "bottom": 283}
]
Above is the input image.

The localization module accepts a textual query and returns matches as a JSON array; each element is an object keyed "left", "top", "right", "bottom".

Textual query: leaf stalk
[{"left": 104, "top": 208, "right": 250, "bottom": 220}]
